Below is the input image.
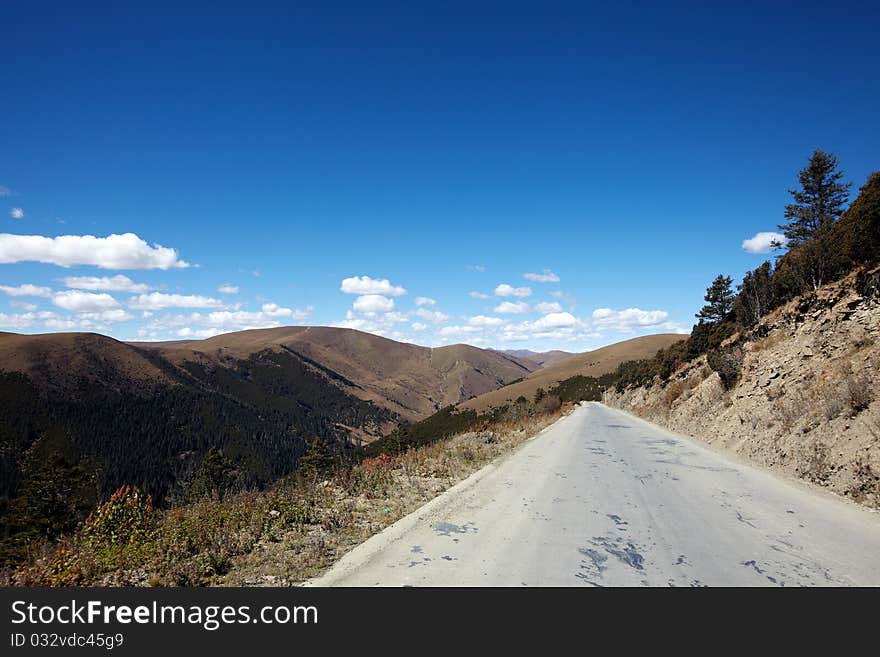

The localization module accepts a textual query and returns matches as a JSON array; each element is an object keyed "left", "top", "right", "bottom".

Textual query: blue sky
[{"left": 2, "top": 1, "right": 878, "bottom": 350}]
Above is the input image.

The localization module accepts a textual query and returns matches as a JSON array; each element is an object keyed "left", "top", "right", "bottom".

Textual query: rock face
[{"left": 609, "top": 267, "right": 880, "bottom": 509}]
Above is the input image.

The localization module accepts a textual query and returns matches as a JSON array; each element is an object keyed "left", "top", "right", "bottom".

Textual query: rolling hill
[
  {"left": 461, "top": 334, "right": 687, "bottom": 412},
  {"left": 0, "top": 327, "right": 536, "bottom": 523},
  {"left": 501, "top": 349, "right": 575, "bottom": 367},
  {"left": 137, "top": 326, "right": 537, "bottom": 422}
]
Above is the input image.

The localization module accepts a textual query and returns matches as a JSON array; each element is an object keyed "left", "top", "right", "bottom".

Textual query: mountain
[
  {"left": 137, "top": 326, "right": 537, "bottom": 422},
  {"left": 501, "top": 349, "right": 575, "bottom": 367},
  {"left": 610, "top": 267, "right": 880, "bottom": 509},
  {"left": 461, "top": 334, "right": 687, "bottom": 412},
  {"left": 0, "top": 327, "right": 535, "bottom": 528}
]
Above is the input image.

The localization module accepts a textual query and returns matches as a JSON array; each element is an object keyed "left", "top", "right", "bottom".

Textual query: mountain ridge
[{"left": 461, "top": 333, "right": 687, "bottom": 412}]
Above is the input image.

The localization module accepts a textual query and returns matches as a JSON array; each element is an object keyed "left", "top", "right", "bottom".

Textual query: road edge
[{"left": 302, "top": 404, "right": 581, "bottom": 586}]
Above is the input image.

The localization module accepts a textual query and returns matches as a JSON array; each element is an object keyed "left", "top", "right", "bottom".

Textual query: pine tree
[
  {"left": 780, "top": 149, "right": 851, "bottom": 246},
  {"left": 696, "top": 275, "right": 735, "bottom": 323},
  {"left": 297, "top": 438, "right": 335, "bottom": 476},
  {"left": 734, "top": 261, "right": 774, "bottom": 327}
]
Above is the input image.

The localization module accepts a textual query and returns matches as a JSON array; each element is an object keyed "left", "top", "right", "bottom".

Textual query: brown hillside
[
  {"left": 610, "top": 267, "right": 880, "bottom": 509},
  {"left": 139, "top": 326, "right": 538, "bottom": 422},
  {"left": 0, "top": 331, "right": 172, "bottom": 387},
  {"left": 501, "top": 349, "right": 575, "bottom": 367},
  {"left": 461, "top": 333, "right": 687, "bottom": 412}
]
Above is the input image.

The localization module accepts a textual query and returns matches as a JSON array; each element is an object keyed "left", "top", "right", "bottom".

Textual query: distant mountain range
[
  {"left": 466, "top": 334, "right": 686, "bottom": 412},
  {"left": 501, "top": 349, "right": 576, "bottom": 367},
  {"left": 0, "top": 327, "right": 536, "bottom": 510}
]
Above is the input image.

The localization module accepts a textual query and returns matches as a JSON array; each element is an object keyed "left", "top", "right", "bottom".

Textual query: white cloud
[
  {"left": 535, "top": 301, "right": 563, "bottom": 314},
  {"left": 494, "top": 301, "right": 531, "bottom": 314},
  {"left": 206, "top": 306, "right": 312, "bottom": 327},
  {"left": 742, "top": 231, "right": 787, "bottom": 254},
  {"left": 413, "top": 308, "right": 449, "bottom": 323},
  {"left": 494, "top": 284, "right": 532, "bottom": 298},
  {"left": 10, "top": 208, "right": 24, "bottom": 219},
  {"left": 128, "top": 292, "right": 226, "bottom": 310},
  {"left": 0, "top": 186, "right": 11, "bottom": 197},
  {"left": 352, "top": 294, "right": 395, "bottom": 314},
  {"left": 468, "top": 315, "right": 505, "bottom": 327},
  {"left": 142, "top": 304, "right": 314, "bottom": 340},
  {"left": 414, "top": 296, "right": 436, "bottom": 306},
  {"left": 176, "top": 327, "right": 219, "bottom": 339},
  {"left": 260, "top": 302, "right": 303, "bottom": 317},
  {"left": 333, "top": 309, "right": 409, "bottom": 338},
  {"left": 9, "top": 300, "right": 37, "bottom": 311},
  {"left": 465, "top": 264, "right": 486, "bottom": 272},
  {"left": 77, "top": 309, "right": 134, "bottom": 323},
  {"left": 52, "top": 290, "right": 120, "bottom": 312},
  {"left": 411, "top": 322, "right": 428, "bottom": 331},
  {"left": 0, "top": 312, "right": 38, "bottom": 329},
  {"left": 591, "top": 307, "right": 686, "bottom": 333},
  {"left": 340, "top": 275, "right": 407, "bottom": 296},
  {"left": 532, "top": 312, "right": 577, "bottom": 329},
  {"left": 438, "top": 324, "right": 481, "bottom": 337},
  {"left": 0, "top": 306, "right": 132, "bottom": 332},
  {"left": 523, "top": 269, "right": 560, "bottom": 283},
  {"left": 217, "top": 284, "right": 239, "bottom": 294},
  {"left": 62, "top": 274, "right": 149, "bottom": 293},
  {"left": 0, "top": 284, "right": 53, "bottom": 298},
  {"left": 469, "top": 291, "right": 490, "bottom": 299},
  {"left": 0, "top": 232, "right": 191, "bottom": 269}
]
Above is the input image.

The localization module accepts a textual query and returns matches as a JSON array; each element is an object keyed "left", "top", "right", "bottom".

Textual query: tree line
[{"left": 614, "top": 149, "right": 879, "bottom": 391}]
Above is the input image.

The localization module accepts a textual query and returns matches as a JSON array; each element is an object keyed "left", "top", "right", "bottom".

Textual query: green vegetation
[
  {"left": 364, "top": 405, "right": 481, "bottom": 455},
  {"left": 0, "top": 348, "right": 393, "bottom": 565},
  {"left": 610, "top": 151, "right": 879, "bottom": 394},
  {"left": 8, "top": 400, "right": 565, "bottom": 586},
  {"left": 697, "top": 275, "right": 736, "bottom": 324},
  {"left": 780, "top": 149, "right": 851, "bottom": 247}
]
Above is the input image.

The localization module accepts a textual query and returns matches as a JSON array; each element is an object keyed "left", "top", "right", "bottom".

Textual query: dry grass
[
  {"left": 662, "top": 379, "right": 688, "bottom": 409},
  {"left": 844, "top": 371, "right": 873, "bottom": 415},
  {"left": 814, "top": 363, "right": 874, "bottom": 422},
  {"left": 5, "top": 407, "right": 567, "bottom": 587},
  {"left": 774, "top": 391, "right": 808, "bottom": 433},
  {"left": 751, "top": 330, "right": 785, "bottom": 353}
]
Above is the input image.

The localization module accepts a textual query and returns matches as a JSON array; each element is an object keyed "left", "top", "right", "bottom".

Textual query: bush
[
  {"left": 706, "top": 346, "right": 743, "bottom": 390},
  {"left": 297, "top": 438, "right": 336, "bottom": 476},
  {"left": 845, "top": 372, "right": 873, "bottom": 415},
  {"left": 83, "top": 485, "right": 155, "bottom": 548},
  {"left": 536, "top": 394, "right": 562, "bottom": 414}
]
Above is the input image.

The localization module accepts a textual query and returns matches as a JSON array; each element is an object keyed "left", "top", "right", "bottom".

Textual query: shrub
[
  {"left": 845, "top": 372, "right": 873, "bottom": 415},
  {"left": 83, "top": 485, "right": 155, "bottom": 548},
  {"left": 536, "top": 394, "right": 562, "bottom": 414},
  {"left": 297, "top": 438, "right": 336, "bottom": 476},
  {"left": 662, "top": 380, "right": 688, "bottom": 409},
  {"left": 706, "top": 346, "right": 744, "bottom": 390},
  {"left": 752, "top": 331, "right": 784, "bottom": 352},
  {"left": 361, "top": 454, "right": 399, "bottom": 471},
  {"left": 821, "top": 388, "right": 846, "bottom": 422}
]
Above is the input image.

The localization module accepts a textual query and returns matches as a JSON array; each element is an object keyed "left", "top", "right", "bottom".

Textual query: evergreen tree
[
  {"left": 297, "top": 438, "right": 335, "bottom": 476},
  {"left": 734, "top": 261, "right": 774, "bottom": 326},
  {"left": 696, "top": 275, "right": 735, "bottom": 323},
  {"left": 3, "top": 452, "right": 96, "bottom": 546},
  {"left": 189, "top": 448, "right": 237, "bottom": 500},
  {"left": 780, "top": 149, "right": 850, "bottom": 245},
  {"left": 824, "top": 171, "right": 880, "bottom": 270}
]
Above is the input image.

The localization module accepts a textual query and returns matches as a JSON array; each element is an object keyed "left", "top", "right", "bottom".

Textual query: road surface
[{"left": 309, "top": 403, "right": 880, "bottom": 586}]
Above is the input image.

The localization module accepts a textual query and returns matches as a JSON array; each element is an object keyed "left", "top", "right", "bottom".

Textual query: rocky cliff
[{"left": 609, "top": 267, "right": 880, "bottom": 508}]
